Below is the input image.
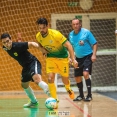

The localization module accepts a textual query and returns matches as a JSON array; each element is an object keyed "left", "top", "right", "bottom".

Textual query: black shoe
[
  {"left": 84, "top": 95, "right": 92, "bottom": 101},
  {"left": 73, "top": 95, "right": 84, "bottom": 101}
]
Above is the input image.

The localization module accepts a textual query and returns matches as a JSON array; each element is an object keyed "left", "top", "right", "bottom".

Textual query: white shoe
[{"left": 23, "top": 101, "right": 39, "bottom": 108}]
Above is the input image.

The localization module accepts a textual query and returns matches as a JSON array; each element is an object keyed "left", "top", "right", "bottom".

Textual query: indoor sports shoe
[
  {"left": 84, "top": 95, "right": 92, "bottom": 101},
  {"left": 23, "top": 101, "right": 39, "bottom": 108},
  {"left": 67, "top": 90, "right": 75, "bottom": 99},
  {"left": 73, "top": 95, "right": 85, "bottom": 101}
]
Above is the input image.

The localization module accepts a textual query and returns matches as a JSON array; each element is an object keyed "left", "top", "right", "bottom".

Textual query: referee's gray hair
[{"left": 72, "top": 18, "right": 82, "bottom": 23}]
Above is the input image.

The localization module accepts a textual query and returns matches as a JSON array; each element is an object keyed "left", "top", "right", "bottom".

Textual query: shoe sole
[
  {"left": 23, "top": 106, "right": 39, "bottom": 108},
  {"left": 23, "top": 104, "right": 39, "bottom": 108},
  {"left": 84, "top": 98, "right": 92, "bottom": 102},
  {"left": 73, "top": 99, "right": 84, "bottom": 101}
]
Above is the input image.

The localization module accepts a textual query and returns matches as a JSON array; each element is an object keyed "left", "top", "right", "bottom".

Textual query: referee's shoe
[
  {"left": 73, "top": 95, "right": 85, "bottom": 101},
  {"left": 84, "top": 94, "right": 92, "bottom": 101}
]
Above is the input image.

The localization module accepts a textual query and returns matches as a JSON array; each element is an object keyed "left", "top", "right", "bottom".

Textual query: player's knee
[
  {"left": 21, "top": 82, "right": 29, "bottom": 89},
  {"left": 33, "top": 74, "right": 42, "bottom": 84},
  {"left": 33, "top": 77, "right": 42, "bottom": 84},
  {"left": 48, "top": 77, "right": 54, "bottom": 83}
]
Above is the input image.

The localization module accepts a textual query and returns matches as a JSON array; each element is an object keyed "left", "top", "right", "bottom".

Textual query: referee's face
[
  {"left": 38, "top": 24, "right": 48, "bottom": 37},
  {"left": 2, "top": 37, "right": 12, "bottom": 50},
  {"left": 72, "top": 19, "right": 81, "bottom": 33}
]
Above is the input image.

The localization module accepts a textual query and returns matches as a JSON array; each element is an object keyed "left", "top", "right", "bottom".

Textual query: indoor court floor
[{"left": 0, "top": 91, "right": 117, "bottom": 117}]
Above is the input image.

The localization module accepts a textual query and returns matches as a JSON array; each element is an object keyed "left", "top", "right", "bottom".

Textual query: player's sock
[
  {"left": 85, "top": 78, "right": 91, "bottom": 96},
  {"left": 48, "top": 83, "right": 57, "bottom": 99},
  {"left": 24, "top": 86, "right": 37, "bottom": 103},
  {"left": 77, "top": 82, "right": 84, "bottom": 97},
  {"left": 38, "top": 81, "right": 50, "bottom": 96},
  {"left": 65, "top": 80, "right": 75, "bottom": 99},
  {"left": 65, "top": 80, "right": 71, "bottom": 91}
]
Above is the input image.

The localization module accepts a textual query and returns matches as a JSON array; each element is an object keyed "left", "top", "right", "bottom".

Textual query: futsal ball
[{"left": 45, "top": 97, "right": 58, "bottom": 110}]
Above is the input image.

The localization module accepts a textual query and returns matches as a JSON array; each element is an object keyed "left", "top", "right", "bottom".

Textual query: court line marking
[{"left": 65, "top": 97, "right": 91, "bottom": 117}]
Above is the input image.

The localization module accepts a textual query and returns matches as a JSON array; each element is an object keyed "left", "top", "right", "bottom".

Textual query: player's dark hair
[
  {"left": 1, "top": 33, "right": 11, "bottom": 40},
  {"left": 36, "top": 17, "right": 48, "bottom": 26}
]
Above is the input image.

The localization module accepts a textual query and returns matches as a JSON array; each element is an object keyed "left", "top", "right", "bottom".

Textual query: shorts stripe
[{"left": 35, "top": 61, "right": 38, "bottom": 74}]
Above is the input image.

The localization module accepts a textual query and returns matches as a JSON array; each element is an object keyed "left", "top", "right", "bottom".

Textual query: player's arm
[
  {"left": 28, "top": 42, "right": 39, "bottom": 48},
  {"left": 28, "top": 42, "right": 48, "bottom": 53},
  {"left": 36, "top": 42, "right": 49, "bottom": 56},
  {"left": 63, "top": 40, "right": 78, "bottom": 68}
]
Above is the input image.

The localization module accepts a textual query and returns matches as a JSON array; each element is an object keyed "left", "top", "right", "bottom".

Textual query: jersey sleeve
[
  {"left": 55, "top": 31, "right": 67, "bottom": 44},
  {"left": 15, "top": 42, "right": 29, "bottom": 51},
  {"left": 88, "top": 31, "right": 97, "bottom": 45}
]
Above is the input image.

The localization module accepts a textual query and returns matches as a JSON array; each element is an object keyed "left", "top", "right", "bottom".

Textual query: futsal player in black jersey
[{"left": 0, "top": 33, "right": 50, "bottom": 108}]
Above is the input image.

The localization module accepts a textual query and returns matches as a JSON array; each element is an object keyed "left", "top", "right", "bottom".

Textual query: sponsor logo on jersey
[{"left": 14, "top": 52, "right": 18, "bottom": 56}]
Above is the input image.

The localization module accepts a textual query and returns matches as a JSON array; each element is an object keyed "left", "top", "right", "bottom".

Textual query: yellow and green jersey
[{"left": 36, "top": 29, "right": 68, "bottom": 58}]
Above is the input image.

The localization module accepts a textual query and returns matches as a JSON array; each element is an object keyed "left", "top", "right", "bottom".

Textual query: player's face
[
  {"left": 38, "top": 24, "right": 48, "bottom": 37},
  {"left": 72, "top": 19, "right": 81, "bottom": 33},
  {"left": 2, "top": 37, "right": 12, "bottom": 50}
]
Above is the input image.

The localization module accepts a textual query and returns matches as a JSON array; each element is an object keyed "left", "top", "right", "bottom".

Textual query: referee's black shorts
[{"left": 74, "top": 53, "right": 92, "bottom": 77}]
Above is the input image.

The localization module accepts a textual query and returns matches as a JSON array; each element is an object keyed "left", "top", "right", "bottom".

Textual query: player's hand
[
  {"left": 42, "top": 52, "right": 48, "bottom": 57},
  {"left": 69, "top": 58, "right": 72, "bottom": 65},
  {"left": 69, "top": 58, "right": 78, "bottom": 68},
  {"left": 41, "top": 47, "right": 49, "bottom": 57},
  {"left": 41, "top": 48, "right": 48, "bottom": 53},
  {"left": 72, "top": 59, "right": 79, "bottom": 68}
]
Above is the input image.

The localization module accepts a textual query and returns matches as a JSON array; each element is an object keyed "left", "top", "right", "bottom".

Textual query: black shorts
[
  {"left": 74, "top": 53, "right": 92, "bottom": 77},
  {"left": 21, "top": 60, "right": 42, "bottom": 82}
]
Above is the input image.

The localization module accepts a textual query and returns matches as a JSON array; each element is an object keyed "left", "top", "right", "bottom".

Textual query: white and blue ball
[{"left": 45, "top": 97, "right": 58, "bottom": 110}]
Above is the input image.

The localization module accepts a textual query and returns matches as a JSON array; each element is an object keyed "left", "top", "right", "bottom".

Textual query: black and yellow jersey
[{"left": 3, "top": 42, "right": 37, "bottom": 67}]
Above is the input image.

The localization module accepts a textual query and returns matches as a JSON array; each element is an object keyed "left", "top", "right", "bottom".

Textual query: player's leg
[
  {"left": 22, "top": 60, "right": 49, "bottom": 108},
  {"left": 33, "top": 74, "right": 50, "bottom": 97},
  {"left": 83, "top": 54, "right": 93, "bottom": 101},
  {"left": 46, "top": 58, "right": 58, "bottom": 100},
  {"left": 61, "top": 76, "right": 75, "bottom": 99},
  {"left": 31, "top": 60, "right": 50, "bottom": 97},
  {"left": 58, "top": 58, "right": 75, "bottom": 99},
  {"left": 48, "top": 73, "right": 58, "bottom": 99},
  {"left": 21, "top": 81, "right": 38, "bottom": 108}
]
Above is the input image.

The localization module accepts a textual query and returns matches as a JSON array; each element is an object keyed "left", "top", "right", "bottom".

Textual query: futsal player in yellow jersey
[{"left": 36, "top": 17, "right": 78, "bottom": 101}]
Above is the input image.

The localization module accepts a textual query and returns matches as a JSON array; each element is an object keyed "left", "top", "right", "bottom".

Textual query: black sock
[
  {"left": 85, "top": 78, "right": 91, "bottom": 96},
  {"left": 77, "top": 82, "right": 84, "bottom": 97}
]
